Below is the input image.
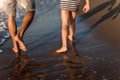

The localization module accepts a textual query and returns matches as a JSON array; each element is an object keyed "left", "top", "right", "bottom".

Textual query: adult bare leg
[
  {"left": 56, "top": 10, "right": 69, "bottom": 53},
  {"left": 15, "top": 11, "right": 35, "bottom": 51},
  {"left": 68, "top": 11, "right": 77, "bottom": 42},
  {"left": 8, "top": 13, "right": 18, "bottom": 53}
]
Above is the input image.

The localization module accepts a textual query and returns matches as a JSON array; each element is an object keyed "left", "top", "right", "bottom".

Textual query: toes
[{"left": 12, "top": 48, "right": 19, "bottom": 53}]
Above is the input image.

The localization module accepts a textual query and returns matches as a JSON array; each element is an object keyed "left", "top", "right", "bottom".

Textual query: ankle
[
  {"left": 62, "top": 45, "right": 67, "bottom": 49},
  {"left": 60, "top": 46, "right": 67, "bottom": 51}
]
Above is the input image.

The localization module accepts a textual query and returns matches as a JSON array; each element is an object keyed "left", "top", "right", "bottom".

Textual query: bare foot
[
  {"left": 56, "top": 47, "right": 67, "bottom": 53},
  {"left": 11, "top": 48, "right": 20, "bottom": 57},
  {"left": 15, "top": 36, "right": 27, "bottom": 52},
  {"left": 68, "top": 35, "right": 73, "bottom": 42},
  {"left": 12, "top": 48, "right": 19, "bottom": 53}
]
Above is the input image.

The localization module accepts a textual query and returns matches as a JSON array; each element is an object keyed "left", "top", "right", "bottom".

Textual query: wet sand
[{"left": 0, "top": 0, "right": 120, "bottom": 80}]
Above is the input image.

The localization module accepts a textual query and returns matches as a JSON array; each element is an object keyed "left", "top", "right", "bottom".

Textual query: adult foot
[
  {"left": 56, "top": 47, "right": 67, "bottom": 53},
  {"left": 68, "top": 35, "right": 73, "bottom": 42},
  {"left": 15, "top": 36, "right": 27, "bottom": 52},
  {"left": 11, "top": 48, "right": 20, "bottom": 57},
  {"left": 12, "top": 48, "right": 19, "bottom": 53}
]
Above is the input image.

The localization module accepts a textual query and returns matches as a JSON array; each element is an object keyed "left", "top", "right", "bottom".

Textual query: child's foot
[
  {"left": 56, "top": 47, "right": 67, "bottom": 53},
  {"left": 15, "top": 36, "right": 27, "bottom": 52}
]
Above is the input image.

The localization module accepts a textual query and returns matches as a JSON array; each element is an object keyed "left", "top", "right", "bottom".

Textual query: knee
[
  {"left": 8, "top": 13, "right": 16, "bottom": 19},
  {"left": 70, "top": 20, "right": 75, "bottom": 26}
]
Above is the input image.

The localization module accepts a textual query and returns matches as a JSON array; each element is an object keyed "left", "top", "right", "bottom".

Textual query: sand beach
[{"left": 0, "top": 0, "right": 120, "bottom": 80}]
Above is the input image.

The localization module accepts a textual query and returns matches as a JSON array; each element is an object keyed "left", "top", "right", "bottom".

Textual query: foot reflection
[
  {"left": 69, "top": 40, "right": 79, "bottom": 59},
  {"left": 9, "top": 55, "right": 47, "bottom": 80},
  {"left": 10, "top": 55, "right": 28, "bottom": 80},
  {"left": 61, "top": 41, "right": 96, "bottom": 80}
]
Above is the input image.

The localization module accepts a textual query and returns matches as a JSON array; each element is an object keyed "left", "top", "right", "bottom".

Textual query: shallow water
[
  {"left": 0, "top": 12, "right": 24, "bottom": 45},
  {"left": 0, "top": 0, "right": 59, "bottom": 46}
]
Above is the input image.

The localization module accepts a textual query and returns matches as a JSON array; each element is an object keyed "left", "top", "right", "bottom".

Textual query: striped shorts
[{"left": 60, "top": 0, "right": 80, "bottom": 11}]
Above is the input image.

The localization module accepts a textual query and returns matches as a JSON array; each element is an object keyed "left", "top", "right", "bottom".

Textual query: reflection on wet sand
[
  {"left": 6, "top": 41, "right": 97, "bottom": 80},
  {"left": 0, "top": 0, "right": 120, "bottom": 79},
  {"left": 9, "top": 55, "right": 47, "bottom": 80},
  {"left": 49, "top": 41, "right": 96, "bottom": 80},
  {"left": 61, "top": 41, "right": 96, "bottom": 80}
]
